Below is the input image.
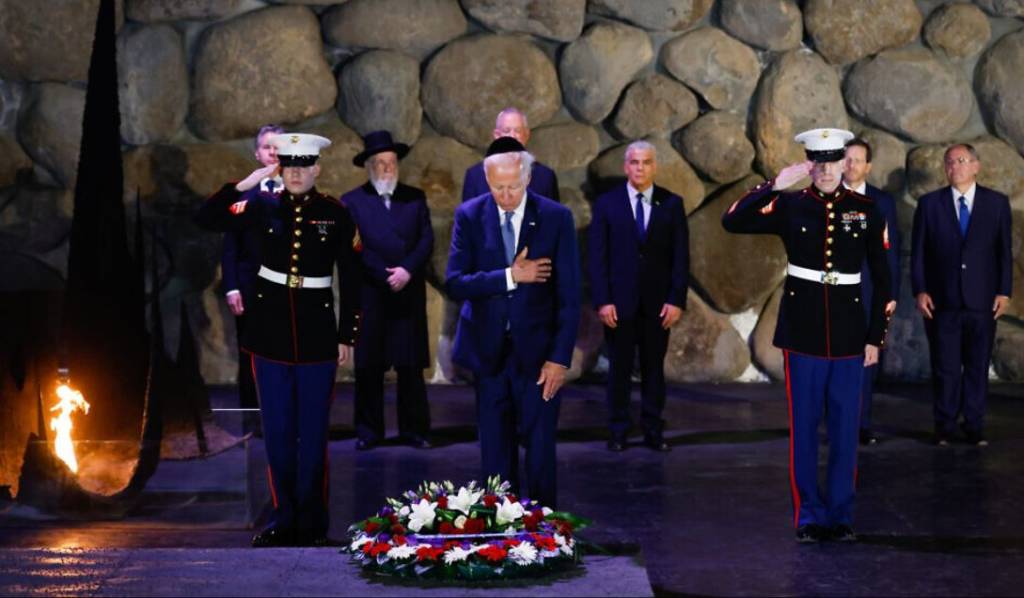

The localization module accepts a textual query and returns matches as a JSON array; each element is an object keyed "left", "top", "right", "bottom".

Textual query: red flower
[
  {"left": 443, "top": 540, "right": 462, "bottom": 551},
  {"left": 392, "top": 534, "right": 407, "bottom": 546},
  {"left": 476, "top": 545, "right": 508, "bottom": 563},
  {"left": 552, "top": 520, "right": 574, "bottom": 537},
  {"left": 531, "top": 535, "right": 558, "bottom": 552},
  {"left": 482, "top": 495, "right": 498, "bottom": 507},
  {"left": 502, "top": 539, "right": 521, "bottom": 548},
  {"left": 368, "top": 541, "right": 391, "bottom": 557},
  {"left": 437, "top": 496, "right": 448, "bottom": 509},
  {"left": 438, "top": 521, "right": 455, "bottom": 535},
  {"left": 390, "top": 524, "right": 406, "bottom": 535},
  {"left": 387, "top": 514, "right": 398, "bottom": 524},
  {"left": 463, "top": 518, "right": 486, "bottom": 534},
  {"left": 506, "top": 494, "right": 518, "bottom": 504},
  {"left": 364, "top": 520, "right": 380, "bottom": 533},
  {"left": 416, "top": 545, "right": 444, "bottom": 562},
  {"left": 522, "top": 513, "right": 540, "bottom": 531}
]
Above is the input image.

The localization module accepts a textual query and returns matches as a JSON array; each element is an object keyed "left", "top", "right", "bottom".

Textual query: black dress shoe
[
  {"left": 403, "top": 435, "right": 433, "bottom": 449},
  {"left": 934, "top": 433, "right": 951, "bottom": 447},
  {"left": 252, "top": 526, "right": 293, "bottom": 548},
  {"left": 644, "top": 436, "right": 671, "bottom": 452},
  {"left": 859, "top": 429, "right": 878, "bottom": 446},
  {"left": 355, "top": 438, "right": 377, "bottom": 451},
  {"left": 606, "top": 439, "right": 626, "bottom": 452},
  {"left": 830, "top": 524, "right": 857, "bottom": 542},
  {"left": 964, "top": 430, "right": 989, "bottom": 447},
  {"left": 795, "top": 524, "right": 826, "bottom": 543}
]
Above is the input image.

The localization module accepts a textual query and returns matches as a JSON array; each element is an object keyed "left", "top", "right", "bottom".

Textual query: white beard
[{"left": 370, "top": 176, "right": 397, "bottom": 196}]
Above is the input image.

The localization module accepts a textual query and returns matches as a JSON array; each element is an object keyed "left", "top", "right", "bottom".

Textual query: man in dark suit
[
  {"left": 842, "top": 138, "right": 900, "bottom": 445},
  {"left": 342, "top": 131, "right": 434, "bottom": 450},
  {"left": 911, "top": 143, "right": 1013, "bottom": 447},
  {"left": 461, "top": 107, "right": 560, "bottom": 203},
  {"left": 222, "top": 124, "right": 283, "bottom": 434},
  {"left": 446, "top": 137, "right": 580, "bottom": 508},
  {"left": 589, "top": 141, "right": 689, "bottom": 453}
]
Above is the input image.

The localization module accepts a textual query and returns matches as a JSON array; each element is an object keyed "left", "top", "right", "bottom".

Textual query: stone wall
[{"left": 1, "top": 0, "right": 1023, "bottom": 385}]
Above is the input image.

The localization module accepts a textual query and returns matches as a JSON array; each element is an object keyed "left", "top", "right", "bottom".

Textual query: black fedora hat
[{"left": 352, "top": 130, "right": 410, "bottom": 167}]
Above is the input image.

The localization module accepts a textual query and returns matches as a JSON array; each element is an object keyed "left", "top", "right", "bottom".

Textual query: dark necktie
[
  {"left": 635, "top": 193, "right": 647, "bottom": 242},
  {"left": 502, "top": 211, "right": 516, "bottom": 266},
  {"left": 958, "top": 196, "right": 970, "bottom": 237},
  {"left": 265, "top": 180, "right": 276, "bottom": 193},
  {"left": 382, "top": 193, "right": 392, "bottom": 211}
]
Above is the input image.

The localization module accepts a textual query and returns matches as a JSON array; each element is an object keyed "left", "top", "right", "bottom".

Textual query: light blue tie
[
  {"left": 958, "top": 196, "right": 970, "bottom": 237},
  {"left": 382, "top": 193, "right": 392, "bottom": 211},
  {"left": 502, "top": 211, "right": 516, "bottom": 266}
]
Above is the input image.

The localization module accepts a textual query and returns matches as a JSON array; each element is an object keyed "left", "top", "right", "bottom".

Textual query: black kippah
[{"left": 485, "top": 136, "right": 526, "bottom": 157}]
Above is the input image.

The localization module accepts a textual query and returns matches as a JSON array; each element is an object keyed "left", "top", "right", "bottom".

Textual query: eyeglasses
[{"left": 944, "top": 157, "right": 976, "bottom": 166}]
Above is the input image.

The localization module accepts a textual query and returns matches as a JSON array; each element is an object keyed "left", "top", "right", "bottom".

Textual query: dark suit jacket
[
  {"left": 911, "top": 184, "right": 1013, "bottom": 311},
  {"left": 858, "top": 183, "right": 901, "bottom": 307},
  {"left": 221, "top": 186, "right": 276, "bottom": 303},
  {"left": 446, "top": 191, "right": 580, "bottom": 376},
  {"left": 342, "top": 182, "right": 433, "bottom": 369},
  {"left": 461, "top": 160, "right": 560, "bottom": 203},
  {"left": 589, "top": 183, "right": 689, "bottom": 318}
]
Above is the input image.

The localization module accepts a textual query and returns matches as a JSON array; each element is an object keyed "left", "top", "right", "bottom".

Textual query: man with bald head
[
  {"left": 461, "top": 107, "right": 560, "bottom": 203},
  {"left": 446, "top": 137, "right": 580, "bottom": 508}
]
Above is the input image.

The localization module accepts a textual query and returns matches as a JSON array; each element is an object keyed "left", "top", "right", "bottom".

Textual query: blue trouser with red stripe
[
  {"left": 252, "top": 355, "right": 336, "bottom": 538},
  {"left": 785, "top": 351, "right": 863, "bottom": 527}
]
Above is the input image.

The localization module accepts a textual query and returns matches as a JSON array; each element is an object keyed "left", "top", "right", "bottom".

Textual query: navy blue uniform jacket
[
  {"left": 911, "top": 184, "right": 1012, "bottom": 310},
  {"left": 859, "top": 184, "right": 901, "bottom": 308},
  {"left": 446, "top": 191, "right": 581, "bottom": 376},
  {"left": 722, "top": 180, "right": 891, "bottom": 358},
  {"left": 461, "top": 160, "right": 560, "bottom": 203},
  {"left": 196, "top": 184, "right": 361, "bottom": 363},
  {"left": 342, "top": 182, "right": 433, "bottom": 369},
  {"left": 589, "top": 183, "right": 689, "bottom": 317}
]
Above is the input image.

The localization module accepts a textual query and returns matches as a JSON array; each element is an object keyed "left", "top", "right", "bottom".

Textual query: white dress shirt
[
  {"left": 843, "top": 180, "right": 867, "bottom": 195},
  {"left": 952, "top": 182, "right": 976, "bottom": 221},
  {"left": 627, "top": 182, "right": 653, "bottom": 229},
  {"left": 501, "top": 193, "right": 528, "bottom": 291},
  {"left": 261, "top": 176, "right": 284, "bottom": 194}
]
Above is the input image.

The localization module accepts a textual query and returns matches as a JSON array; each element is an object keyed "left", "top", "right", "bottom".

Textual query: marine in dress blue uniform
[
  {"left": 342, "top": 131, "right": 433, "bottom": 450},
  {"left": 841, "top": 139, "right": 901, "bottom": 445},
  {"left": 196, "top": 133, "right": 361, "bottom": 547},
  {"left": 446, "top": 138, "right": 580, "bottom": 508},
  {"left": 722, "top": 128, "right": 892, "bottom": 543}
]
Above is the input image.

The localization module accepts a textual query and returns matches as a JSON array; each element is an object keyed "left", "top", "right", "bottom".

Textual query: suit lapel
[
  {"left": 484, "top": 195, "right": 504, "bottom": 265},
  {"left": 615, "top": 185, "right": 640, "bottom": 245}
]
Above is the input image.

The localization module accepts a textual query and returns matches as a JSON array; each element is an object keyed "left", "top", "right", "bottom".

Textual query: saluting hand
[
  {"left": 772, "top": 161, "right": 813, "bottom": 191},
  {"left": 511, "top": 247, "right": 552, "bottom": 284},
  {"left": 235, "top": 163, "right": 279, "bottom": 193},
  {"left": 536, "top": 361, "right": 567, "bottom": 401}
]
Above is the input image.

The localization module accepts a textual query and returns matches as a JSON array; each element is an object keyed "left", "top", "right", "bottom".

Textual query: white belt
[
  {"left": 258, "top": 266, "right": 333, "bottom": 289},
  {"left": 786, "top": 263, "right": 861, "bottom": 286}
]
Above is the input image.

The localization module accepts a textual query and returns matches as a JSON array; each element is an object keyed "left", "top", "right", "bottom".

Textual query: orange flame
[{"left": 50, "top": 384, "right": 90, "bottom": 473}]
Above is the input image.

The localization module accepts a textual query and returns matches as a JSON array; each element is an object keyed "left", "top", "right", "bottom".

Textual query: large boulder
[
  {"left": 857, "top": 127, "right": 906, "bottom": 195},
  {"left": 422, "top": 34, "right": 561, "bottom": 149},
  {"left": 923, "top": 2, "right": 991, "bottom": 60},
  {"left": 0, "top": 134, "right": 33, "bottom": 188},
  {"left": 906, "top": 136, "right": 1024, "bottom": 200},
  {"left": 117, "top": 24, "right": 189, "bottom": 146},
  {"left": 0, "top": 0, "right": 124, "bottom": 82},
  {"left": 303, "top": 117, "right": 368, "bottom": 199},
  {"left": 126, "top": 0, "right": 239, "bottom": 22},
  {"left": 566, "top": 306, "right": 603, "bottom": 382},
  {"left": 976, "top": 30, "right": 1024, "bottom": 156},
  {"left": 123, "top": 142, "right": 254, "bottom": 209},
  {"left": 0, "top": 184, "right": 73, "bottom": 254},
  {"left": 588, "top": 139, "right": 704, "bottom": 214},
  {"left": 661, "top": 27, "right": 761, "bottom": 113},
  {"left": 612, "top": 74, "right": 699, "bottom": 140},
  {"left": 974, "top": 0, "right": 1024, "bottom": 17},
  {"left": 1008, "top": 209, "right": 1024, "bottom": 320},
  {"left": 719, "top": 0, "right": 802, "bottom": 51},
  {"left": 17, "top": 83, "right": 85, "bottom": 189},
  {"left": 559, "top": 22, "right": 652, "bottom": 124},
  {"left": 587, "top": 0, "right": 713, "bottom": 32},
  {"left": 993, "top": 320, "right": 1024, "bottom": 382},
  {"left": 688, "top": 175, "right": 787, "bottom": 313},
  {"left": 189, "top": 6, "right": 336, "bottom": 141},
  {"left": 460, "top": 0, "right": 585, "bottom": 42},
  {"left": 322, "top": 0, "right": 467, "bottom": 60},
  {"left": 676, "top": 111, "right": 755, "bottom": 185},
  {"left": 336, "top": 50, "right": 421, "bottom": 146},
  {"left": 750, "top": 284, "right": 784, "bottom": 381},
  {"left": 803, "top": 0, "right": 922, "bottom": 66},
  {"left": 529, "top": 122, "right": 601, "bottom": 172},
  {"left": 401, "top": 135, "right": 482, "bottom": 217},
  {"left": 844, "top": 47, "right": 974, "bottom": 144},
  {"left": 559, "top": 187, "right": 592, "bottom": 230},
  {"left": 664, "top": 290, "right": 750, "bottom": 383},
  {"left": 880, "top": 260, "right": 931, "bottom": 381},
  {"left": 752, "top": 49, "right": 848, "bottom": 177}
]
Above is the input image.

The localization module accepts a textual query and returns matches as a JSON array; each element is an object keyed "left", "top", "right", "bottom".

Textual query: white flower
[
  {"left": 495, "top": 497, "right": 525, "bottom": 526},
  {"left": 454, "top": 515, "right": 468, "bottom": 530},
  {"left": 387, "top": 544, "right": 417, "bottom": 560},
  {"left": 350, "top": 536, "right": 372, "bottom": 551},
  {"left": 407, "top": 499, "right": 437, "bottom": 533},
  {"left": 447, "top": 486, "right": 484, "bottom": 515},
  {"left": 508, "top": 542, "right": 538, "bottom": 565},
  {"left": 554, "top": 533, "right": 574, "bottom": 555},
  {"left": 399, "top": 505, "right": 410, "bottom": 517},
  {"left": 542, "top": 507, "right": 553, "bottom": 516},
  {"left": 443, "top": 546, "right": 472, "bottom": 564}
]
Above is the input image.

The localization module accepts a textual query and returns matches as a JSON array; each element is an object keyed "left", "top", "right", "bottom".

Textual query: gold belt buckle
[
  {"left": 821, "top": 271, "right": 839, "bottom": 286},
  {"left": 287, "top": 274, "right": 303, "bottom": 288}
]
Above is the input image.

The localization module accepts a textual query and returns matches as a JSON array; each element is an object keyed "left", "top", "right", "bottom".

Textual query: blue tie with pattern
[
  {"left": 265, "top": 180, "right": 275, "bottom": 193},
  {"left": 958, "top": 196, "right": 970, "bottom": 237},
  {"left": 635, "top": 193, "right": 646, "bottom": 242},
  {"left": 502, "top": 211, "right": 516, "bottom": 266}
]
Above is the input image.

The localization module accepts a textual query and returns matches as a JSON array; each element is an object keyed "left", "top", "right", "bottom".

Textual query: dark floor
[{"left": 2, "top": 381, "right": 1024, "bottom": 596}]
